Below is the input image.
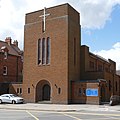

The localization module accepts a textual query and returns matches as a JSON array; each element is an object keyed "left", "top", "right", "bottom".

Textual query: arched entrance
[{"left": 36, "top": 80, "right": 51, "bottom": 102}]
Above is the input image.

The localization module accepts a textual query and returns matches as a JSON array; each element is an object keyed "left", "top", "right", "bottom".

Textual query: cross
[{"left": 39, "top": 7, "right": 50, "bottom": 32}]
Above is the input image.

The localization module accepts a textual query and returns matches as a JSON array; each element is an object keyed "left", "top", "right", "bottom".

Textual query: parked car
[
  {"left": 0, "top": 94, "right": 24, "bottom": 104},
  {"left": 109, "top": 95, "right": 120, "bottom": 106}
]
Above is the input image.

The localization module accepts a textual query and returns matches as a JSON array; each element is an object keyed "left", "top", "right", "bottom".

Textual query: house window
[
  {"left": 17, "top": 88, "right": 19, "bottom": 94},
  {"left": 38, "top": 37, "right": 51, "bottom": 65},
  {"left": 20, "top": 88, "right": 22, "bottom": 94},
  {"left": 3, "top": 66, "right": 7, "bottom": 75},
  {"left": 4, "top": 52, "right": 8, "bottom": 59},
  {"left": 28, "top": 88, "right": 30, "bottom": 94},
  {"left": 17, "top": 88, "right": 22, "bottom": 94}
]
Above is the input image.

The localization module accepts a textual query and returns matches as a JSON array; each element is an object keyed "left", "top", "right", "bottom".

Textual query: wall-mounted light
[
  {"left": 55, "top": 84, "right": 57, "bottom": 88},
  {"left": 32, "top": 84, "right": 35, "bottom": 88}
]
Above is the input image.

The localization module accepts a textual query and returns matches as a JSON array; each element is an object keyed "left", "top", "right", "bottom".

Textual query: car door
[
  {"left": 1, "top": 95, "right": 8, "bottom": 103},
  {"left": 2, "top": 95, "right": 11, "bottom": 103},
  {"left": 6, "top": 95, "right": 12, "bottom": 103}
]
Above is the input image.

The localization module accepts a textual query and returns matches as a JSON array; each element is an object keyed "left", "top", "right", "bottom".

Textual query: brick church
[{"left": 10, "top": 3, "right": 120, "bottom": 104}]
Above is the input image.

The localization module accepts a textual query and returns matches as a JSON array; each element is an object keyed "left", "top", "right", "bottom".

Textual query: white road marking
[
  {"left": 64, "top": 112, "right": 120, "bottom": 117},
  {"left": 26, "top": 110, "right": 39, "bottom": 120},
  {"left": 62, "top": 113, "right": 82, "bottom": 120}
]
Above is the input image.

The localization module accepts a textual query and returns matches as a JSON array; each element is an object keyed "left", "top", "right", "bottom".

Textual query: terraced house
[{"left": 0, "top": 37, "right": 23, "bottom": 95}]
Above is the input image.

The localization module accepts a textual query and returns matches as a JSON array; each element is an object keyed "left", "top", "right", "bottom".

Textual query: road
[{"left": 0, "top": 109, "right": 120, "bottom": 120}]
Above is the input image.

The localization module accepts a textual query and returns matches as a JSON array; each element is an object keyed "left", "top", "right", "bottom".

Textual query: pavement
[{"left": 0, "top": 103, "right": 120, "bottom": 112}]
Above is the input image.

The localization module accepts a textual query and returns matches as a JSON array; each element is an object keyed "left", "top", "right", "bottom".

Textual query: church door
[
  {"left": 100, "top": 86, "right": 106, "bottom": 103},
  {"left": 42, "top": 84, "right": 50, "bottom": 101}
]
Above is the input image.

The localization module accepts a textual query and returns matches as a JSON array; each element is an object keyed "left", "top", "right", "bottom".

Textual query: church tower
[{"left": 23, "top": 3, "right": 81, "bottom": 104}]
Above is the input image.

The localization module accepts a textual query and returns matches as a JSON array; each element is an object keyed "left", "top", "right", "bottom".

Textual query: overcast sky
[{"left": 0, "top": 0, "right": 120, "bottom": 69}]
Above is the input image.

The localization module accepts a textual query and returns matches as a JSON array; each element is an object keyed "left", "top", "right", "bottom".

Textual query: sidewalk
[{"left": 0, "top": 103, "right": 120, "bottom": 112}]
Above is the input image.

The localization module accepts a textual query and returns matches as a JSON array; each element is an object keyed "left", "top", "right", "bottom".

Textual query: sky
[{"left": 0, "top": 0, "right": 120, "bottom": 69}]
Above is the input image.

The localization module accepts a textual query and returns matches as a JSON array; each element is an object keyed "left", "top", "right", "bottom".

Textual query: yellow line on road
[
  {"left": 62, "top": 113, "right": 82, "bottom": 120},
  {"left": 26, "top": 110, "right": 39, "bottom": 120}
]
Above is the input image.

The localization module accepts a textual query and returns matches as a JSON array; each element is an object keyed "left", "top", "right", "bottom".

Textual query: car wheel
[
  {"left": 12, "top": 100, "right": 16, "bottom": 104},
  {"left": 0, "top": 99, "right": 2, "bottom": 104}
]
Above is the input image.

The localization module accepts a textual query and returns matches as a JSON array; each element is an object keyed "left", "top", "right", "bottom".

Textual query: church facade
[
  {"left": 9, "top": 3, "right": 120, "bottom": 104},
  {"left": 22, "top": 3, "right": 81, "bottom": 104}
]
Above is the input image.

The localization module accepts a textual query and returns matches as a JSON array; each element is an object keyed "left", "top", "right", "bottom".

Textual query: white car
[{"left": 0, "top": 94, "right": 24, "bottom": 104}]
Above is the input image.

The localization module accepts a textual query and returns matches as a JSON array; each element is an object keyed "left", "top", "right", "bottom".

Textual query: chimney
[
  {"left": 13, "top": 40, "right": 18, "bottom": 46},
  {"left": 5, "top": 37, "right": 12, "bottom": 45}
]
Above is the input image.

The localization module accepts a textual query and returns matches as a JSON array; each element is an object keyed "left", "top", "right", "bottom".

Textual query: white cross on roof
[{"left": 39, "top": 7, "right": 50, "bottom": 32}]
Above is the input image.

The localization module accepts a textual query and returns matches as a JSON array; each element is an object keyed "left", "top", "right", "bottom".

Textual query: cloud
[
  {"left": 94, "top": 42, "right": 120, "bottom": 70},
  {"left": 0, "top": 0, "right": 25, "bottom": 49},
  {"left": 0, "top": 0, "right": 120, "bottom": 69},
  {"left": 0, "top": 0, "right": 120, "bottom": 49}
]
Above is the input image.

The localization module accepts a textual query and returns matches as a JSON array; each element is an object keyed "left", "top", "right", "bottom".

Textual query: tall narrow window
[
  {"left": 46, "top": 37, "right": 50, "bottom": 64},
  {"left": 73, "top": 38, "right": 76, "bottom": 65},
  {"left": 116, "top": 81, "right": 117, "bottom": 92},
  {"left": 3, "top": 66, "right": 7, "bottom": 75},
  {"left": 38, "top": 37, "right": 51, "bottom": 65},
  {"left": 109, "top": 80, "right": 111, "bottom": 91},
  {"left": 38, "top": 39, "right": 42, "bottom": 64},
  {"left": 42, "top": 38, "right": 46, "bottom": 64},
  {"left": 42, "top": 20, "right": 45, "bottom": 33},
  {"left": 58, "top": 88, "right": 61, "bottom": 94},
  {"left": 28, "top": 88, "right": 30, "bottom": 94}
]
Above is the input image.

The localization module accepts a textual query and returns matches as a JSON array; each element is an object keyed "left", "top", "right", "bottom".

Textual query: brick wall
[
  {"left": 72, "top": 81, "right": 100, "bottom": 104},
  {"left": 0, "top": 53, "right": 22, "bottom": 83}
]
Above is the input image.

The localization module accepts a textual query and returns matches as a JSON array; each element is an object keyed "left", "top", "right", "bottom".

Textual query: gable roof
[{"left": 0, "top": 40, "right": 22, "bottom": 56}]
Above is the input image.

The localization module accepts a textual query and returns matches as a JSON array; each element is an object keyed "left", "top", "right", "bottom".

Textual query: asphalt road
[{"left": 0, "top": 109, "right": 120, "bottom": 120}]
